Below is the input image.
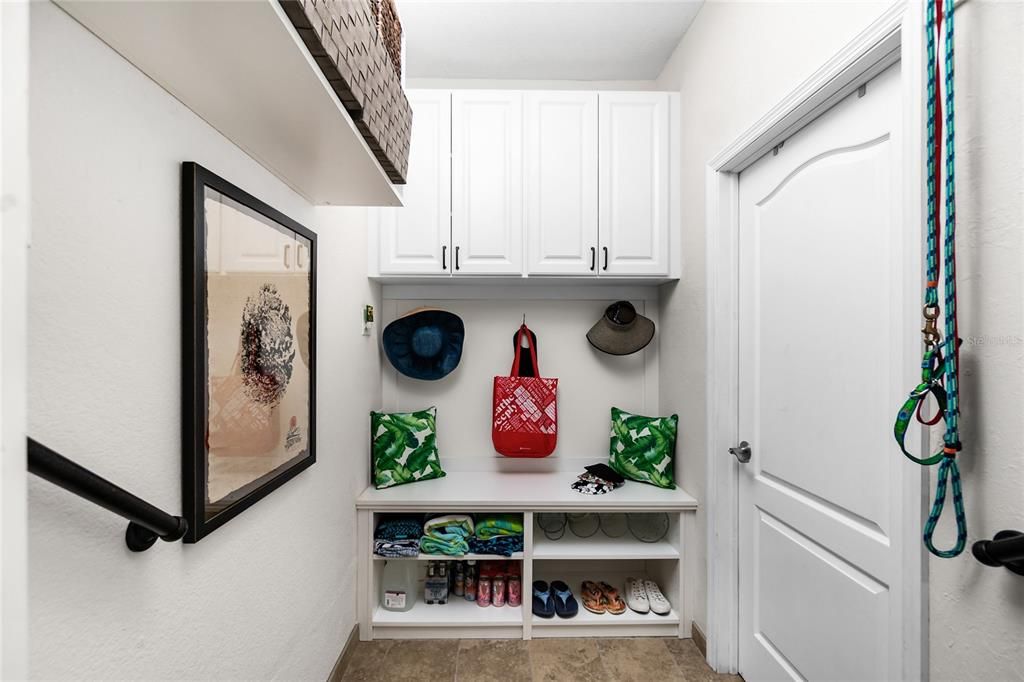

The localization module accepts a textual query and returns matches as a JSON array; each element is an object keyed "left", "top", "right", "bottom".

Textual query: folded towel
[
  {"left": 374, "top": 539, "right": 421, "bottom": 558},
  {"left": 474, "top": 514, "right": 524, "bottom": 539},
  {"left": 423, "top": 514, "right": 474, "bottom": 538},
  {"left": 468, "top": 535, "right": 524, "bottom": 557},
  {"left": 375, "top": 517, "right": 424, "bottom": 542},
  {"left": 420, "top": 533, "right": 469, "bottom": 556}
]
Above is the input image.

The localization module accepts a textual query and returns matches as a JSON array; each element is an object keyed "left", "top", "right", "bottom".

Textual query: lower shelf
[
  {"left": 372, "top": 598, "right": 523, "bottom": 628},
  {"left": 532, "top": 606, "right": 679, "bottom": 627}
]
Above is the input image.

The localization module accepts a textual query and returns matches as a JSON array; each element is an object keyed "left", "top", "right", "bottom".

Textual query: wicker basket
[
  {"left": 371, "top": 0, "right": 403, "bottom": 80},
  {"left": 280, "top": 0, "right": 411, "bottom": 183}
]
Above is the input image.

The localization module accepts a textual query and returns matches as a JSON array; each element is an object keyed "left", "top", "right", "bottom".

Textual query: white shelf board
[
  {"left": 532, "top": 606, "right": 679, "bottom": 627},
  {"left": 56, "top": 0, "right": 402, "bottom": 207},
  {"left": 372, "top": 599, "right": 523, "bottom": 627},
  {"left": 532, "top": 533, "right": 678, "bottom": 560},
  {"left": 373, "top": 552, "right": 524, "bottom": 561},
  {"left": 357, "top": 472, "right": 698, "bottom": 513}
]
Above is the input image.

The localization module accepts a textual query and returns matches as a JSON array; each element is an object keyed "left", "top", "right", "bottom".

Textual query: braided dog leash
[{"left": 893, "top": 0, "right": 966, "bottom": 558}]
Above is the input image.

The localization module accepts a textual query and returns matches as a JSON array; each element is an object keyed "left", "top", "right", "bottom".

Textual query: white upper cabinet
[
  {"left": 378, "top": 91, "right": 452, "bottom": 275},
  {"left": 525, "top": 92, "right": 599, "bottom": 276},
  {"left": 451, "top": 91, "right": 524, "bottom": 275},
  {"left": 598, "top": 93, "right": 671, "bottom": 276}
]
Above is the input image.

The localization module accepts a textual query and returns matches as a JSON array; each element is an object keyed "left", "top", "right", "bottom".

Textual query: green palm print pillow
[
  {"left": 371, "top": 407, "right": 446, "bottom": 489},
  {"left": 608, "top": 407, "right": 678, "bottom": 489}
]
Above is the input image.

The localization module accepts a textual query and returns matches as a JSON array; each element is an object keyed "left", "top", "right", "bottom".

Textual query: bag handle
[{"left": 510, "top": 324, "right": 540, "bottom": 377}]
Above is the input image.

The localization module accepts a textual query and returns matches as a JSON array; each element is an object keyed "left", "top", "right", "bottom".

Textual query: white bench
[{"left": 356, "top": 470, "right": 698, "bottom": 640}]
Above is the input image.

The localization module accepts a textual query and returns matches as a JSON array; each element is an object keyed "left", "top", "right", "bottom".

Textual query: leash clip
[{"left": 922, "top": 305, "right": 941, "bottom": 349}]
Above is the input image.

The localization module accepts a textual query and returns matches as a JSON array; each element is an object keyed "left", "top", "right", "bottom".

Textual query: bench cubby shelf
[{"left": 357, "top": 471, "right": 697, "bottom": 640}]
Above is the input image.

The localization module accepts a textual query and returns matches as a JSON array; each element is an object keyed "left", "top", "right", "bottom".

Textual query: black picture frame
[{"left": 181, "top": 162, "right": 317, "bottom": 542}]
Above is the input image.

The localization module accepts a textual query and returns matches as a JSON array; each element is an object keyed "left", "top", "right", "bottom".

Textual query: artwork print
[{"left": 182, "top": 162, "right": 316, "bottom": 542}]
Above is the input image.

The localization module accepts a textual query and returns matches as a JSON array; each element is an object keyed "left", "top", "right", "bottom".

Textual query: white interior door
[
  {"left": 598, "top": 92, "right": 669, "bottom": 276},
  {"left": 452, "top": 91, "right": 523, "bottom": 275},
  {"left": 738, "top": 65, "right": 908, "bottom": 681},
  {"left": 525, "top": 91, "right": 598, "bottom": 275},
  {"left": 378, "top": 90, "right": 451, "bottom": 275}
]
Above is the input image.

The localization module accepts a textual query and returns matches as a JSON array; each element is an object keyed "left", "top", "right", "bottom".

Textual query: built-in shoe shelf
[{"left": 357, "top": 471, "right": 697, "bottom": 640}]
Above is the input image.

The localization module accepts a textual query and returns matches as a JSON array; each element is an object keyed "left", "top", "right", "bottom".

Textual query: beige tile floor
[{"left": 335, "top": 638, "right": 743, "bottom": 682}]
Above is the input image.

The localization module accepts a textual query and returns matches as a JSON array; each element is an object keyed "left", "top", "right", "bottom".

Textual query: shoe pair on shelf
[
  {"left": 532, "top": 580, "right": 579, "bottom": 619},
  {"left": 580, "top": 580, "right": 627, "bottom": 615},
  {"left": 624, "top": 577, "right": 671, "bottom": 615}
]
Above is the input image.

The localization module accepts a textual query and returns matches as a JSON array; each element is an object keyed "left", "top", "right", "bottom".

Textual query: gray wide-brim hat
[{"left": 586, "top": 301, "right": 655, "bottom": 356}]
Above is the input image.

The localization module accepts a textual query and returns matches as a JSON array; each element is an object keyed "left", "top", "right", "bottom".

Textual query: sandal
[
  {"left": 598, "top": 581, "right": 627, "bottom": 615},
  {"left": 580, "top": 580, "right": 605, "bottom": 614},
  {"left": 550, "top": 580, "right": 579, "bottom": 618},
  {"left": 532, "top": 580, "right": 555, "bottom": 619}
]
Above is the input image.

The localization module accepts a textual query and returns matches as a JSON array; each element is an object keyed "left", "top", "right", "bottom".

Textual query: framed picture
[{"left": 181, "top": 162, "right": 316, "bottom": 542}]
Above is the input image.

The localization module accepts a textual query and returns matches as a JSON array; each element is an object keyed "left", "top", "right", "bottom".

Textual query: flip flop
[
  {"left": 580, "top": 580, "right": 605, "bottom": 614},
  {"left": 532, "top": 580, "right": 555, "bottom": 618},
  {"left": 550, "top": 580, "right": 579, "bottom": 618},
  {"left": 598, "top": 581, "right": 627, "bottom": 615}
]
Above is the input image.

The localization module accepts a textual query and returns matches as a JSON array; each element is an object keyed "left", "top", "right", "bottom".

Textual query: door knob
[{"left": 729, "top": 441, "right": 751, "bottom": 464}]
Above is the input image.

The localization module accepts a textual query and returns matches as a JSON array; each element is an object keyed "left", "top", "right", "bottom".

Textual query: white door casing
[
  {"left": 452, "top": 91, "right": 523, "bottom": 275},
  {"left": 378, "top": 90, "right": 452, "bottom": 275},
  {"left": 598, "top": 92, "right": 670, "bottom": 277},
  {"left": 525, "top": 92, "right": 598, "bottom": 276},
  {"left": 737, "top": 64, "right": 909, "bottom": 681}
]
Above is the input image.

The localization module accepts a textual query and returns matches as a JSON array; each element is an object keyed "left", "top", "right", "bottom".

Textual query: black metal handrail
[
  {"left": 972, "top": 531, "right": 1024, "bottom": 576},
  {"left": 27, "top": 438, "right": 188, "bottom": 552}
]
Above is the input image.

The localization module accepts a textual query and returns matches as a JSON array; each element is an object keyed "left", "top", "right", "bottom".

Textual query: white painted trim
[{"left": 704, "top": 2, "right": 926, "bottom": 676}]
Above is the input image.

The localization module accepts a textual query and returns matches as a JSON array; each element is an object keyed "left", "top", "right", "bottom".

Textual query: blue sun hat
[{"left": 382, "top": 308, "right": 465, "bottom": 380}]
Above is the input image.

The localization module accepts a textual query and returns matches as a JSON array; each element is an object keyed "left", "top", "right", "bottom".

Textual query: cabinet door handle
[
  {"left": 283, "top": 244, "right": 291, "bottom": 269},
  {"left": 296, "top": 244, "right": 305, "bottom": 269},
  {"left": 442, "top": 245, "right": 447, "bottom": 270},
  {"left": 602, "top": 246, "right": 609, "bottom": 271},
  {"left": 590, "top": 247, "right": 596, "bottom": 271},
  {"left": 455, "top": 246, "right": 460, "bottom": 271}
]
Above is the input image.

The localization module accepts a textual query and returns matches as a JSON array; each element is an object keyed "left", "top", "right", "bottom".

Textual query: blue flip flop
[
  {"left": 551, "top": 580, "right": 579, "bottom": 618},
  {"left": 532, "top": 580, "right": 555, "bottom": 618}
]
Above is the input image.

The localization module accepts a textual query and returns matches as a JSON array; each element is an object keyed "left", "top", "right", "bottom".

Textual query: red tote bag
[{"left": 492, "top": 325, "right": 558, "bottom": 457}]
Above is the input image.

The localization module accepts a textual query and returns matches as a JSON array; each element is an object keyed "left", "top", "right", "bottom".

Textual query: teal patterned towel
[
  {"left": 423, "top": 514, "right": 474, "bottom": 537},
  {"left": 419, "top": 532, "right": 469, "bottom": 556},
  {"left": 474, "top": 514, "right": 524, "bottom": 539}
]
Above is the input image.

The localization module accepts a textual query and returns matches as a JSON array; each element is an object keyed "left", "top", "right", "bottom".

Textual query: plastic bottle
[
  {"left": 453, "top": 561, "right": 465, "bottom": 597},
  {"left": 477, "top": 564, "right": 492, "bottom": 607},
  {"left": 380, "top": 560, "right": 417, "bottom": 612},
  {"left": 492, "top": 572, "right": 506, "bottom": 607},
  {"left": 464, "top": 560, "right": 477, "bottom": 602}
]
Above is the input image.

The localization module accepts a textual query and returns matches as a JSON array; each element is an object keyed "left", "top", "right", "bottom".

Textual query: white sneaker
[
  {"left": 624, "top": 577, "right": 649, "bottom": 614},
  {"left": 643, "top": 579, "right": 671, "bottom": 615}
]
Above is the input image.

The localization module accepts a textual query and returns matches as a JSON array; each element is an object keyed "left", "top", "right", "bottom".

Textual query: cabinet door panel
[
  {"left": 598, "top": 93, "right": 670, "bottom": 276},
  {"left": 452, "top": 91, "right": 523, "bottom": 275},
  {"left": 378, "top": 91, "right": 451, "bottom": 275},
  {"left": 525, "top": 92, "right": 598, "bottom": 276}
]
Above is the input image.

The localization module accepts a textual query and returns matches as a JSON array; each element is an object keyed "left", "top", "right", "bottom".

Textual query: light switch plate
[{"left": 362, "top": 304, "right": 374, "bottom": 336}]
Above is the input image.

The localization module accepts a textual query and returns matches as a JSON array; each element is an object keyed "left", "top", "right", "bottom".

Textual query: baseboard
[
  {"left": 691, "top": 621, "right": 707, "bottom": 658},
  {"left": 327, "top": 624, "right": 360, "bottom": 682}
]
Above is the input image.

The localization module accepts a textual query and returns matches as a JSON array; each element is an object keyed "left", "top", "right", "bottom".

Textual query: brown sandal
[
  {"left": 581, "top": 580, "right": 606, "bottom": 614},
  {"left": 598, "top": 582, "right": 627, "bottom": 615}
]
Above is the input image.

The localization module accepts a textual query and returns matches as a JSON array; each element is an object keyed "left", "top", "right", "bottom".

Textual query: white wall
[
  {"left": 379, "top": 292, "right": 660, "bottom": 470},
  {"left": 653, "top": 0, "right": 890, "bottom": 640},
  {"left": 1, "top": 1, "right": 30, "bottom": 677},
  {"left": 27, "top": 3, "right": 381, "bottom": 679},
  {"left": 928, "top": 2, "right": 1024, "bottom": 680},
  {"left": 657, "top": 1, "right": 1024, "bottom": 679}
]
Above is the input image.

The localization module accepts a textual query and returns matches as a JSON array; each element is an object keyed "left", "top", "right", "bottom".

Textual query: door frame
[{"left": 704, "top": 2, "right": 927, "bottom": 677}]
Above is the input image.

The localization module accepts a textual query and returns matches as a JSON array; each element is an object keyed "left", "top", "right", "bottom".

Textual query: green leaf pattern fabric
[
  {"left": 371, "top": 407, "right": 446, "bottom": 489},
  {"left": 608, "top": 407, "right": 677, "bottom": 489}
]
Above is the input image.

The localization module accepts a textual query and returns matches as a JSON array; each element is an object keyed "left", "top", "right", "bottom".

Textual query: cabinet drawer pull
[
  {"left": 590, "top": 246, "right": 596, "bottom": 271},
  {"left": 602, "top": 246, "right": 609, "bottom": 271},
  {"left": 442, "top": 245, "right": 447, "bottom": 270},
  {"left": 283, "top": 244, "right": 291, "bottom": 269},
  {"left": 455, "top": 246, "right": 461, "bottom": 271},
  {"left": 296, "top": 244, "right": 305, "bottom": 269}
]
